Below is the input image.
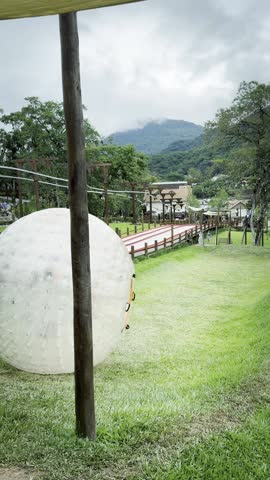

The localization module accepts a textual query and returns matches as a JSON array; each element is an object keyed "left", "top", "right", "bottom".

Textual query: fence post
[
  {"left": 154, "top": 221, "right": 157, "bottom": 228},
  {"left": 148, "top": 223, "right": 150, "bottom": 230},
  {"left": 163, "top": 237, "right": 167, "bottom": 249},
  {"left": 155, "top": 240, "right": 158, "bottom": 252},
  {"left": 144, "top": 242, "right": 148, "bottom": 256},
  {"left": 127, "top": 227, "right": 129, "bottom": 236},
  {"left": 179, "top": 233, "right": 181, "bottom": 243},
  {"left": 171, "top": 224, "right": 174, "bottom": 246},
  {"left": 131, "top": 246, "right": 135, "bottom": 260},
  {"left": 135, "top": 225, "right": 137, "bottom": 234}
]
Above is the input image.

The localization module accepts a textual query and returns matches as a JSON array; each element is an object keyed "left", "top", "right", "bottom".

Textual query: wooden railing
[{"left": 127, "top": 221, "right": 225, "bottom": 259}]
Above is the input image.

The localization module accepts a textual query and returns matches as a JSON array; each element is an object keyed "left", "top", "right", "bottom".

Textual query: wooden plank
[
  {"left": 59, "top": 12, "right": 95, "bottom": 440},
  {"left": 0, "top": 0, "right": 145, "bottom": 20}
]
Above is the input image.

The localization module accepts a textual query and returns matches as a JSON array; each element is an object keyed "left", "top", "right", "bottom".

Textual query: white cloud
[{"left": 1, "top": 0, "right": 270, "bottom": 135}]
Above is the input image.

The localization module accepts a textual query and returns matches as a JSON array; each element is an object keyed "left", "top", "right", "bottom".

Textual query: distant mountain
[{"left": 108, "top": 119, "right": 203, "bottom": 155}]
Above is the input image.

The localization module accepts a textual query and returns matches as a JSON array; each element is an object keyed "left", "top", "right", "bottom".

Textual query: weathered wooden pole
[
  {"left": 103, "top": 164, "right": 110, "bottom": 224},
  {"left": 131, "top": 182, "right": 137, "bottom": 224},
  {"left": 31, "top": 160, "right": 40, "bottom": 210},
  {"left": 17, "top": 177, "right": 23, "bottom": 218},
  {"left": 228, "top": 211, "right": 231, "bottom": 245},
  {"left": 59, "top": 12, "right": 95, "bottom": 440},
  {"left": 149, "top": 187, "right": 153, "bottom": 224}
]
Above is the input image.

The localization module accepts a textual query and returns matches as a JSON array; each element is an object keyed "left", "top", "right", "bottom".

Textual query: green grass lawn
[
  {"left": 0, "top": 226, "right": 6, "bottom": 233},
  {"left": 207, "top": 228, "right": 270, "bottom": 247},
  {"left": 1, "top": 246, "right": 270, "bottom": 479}
]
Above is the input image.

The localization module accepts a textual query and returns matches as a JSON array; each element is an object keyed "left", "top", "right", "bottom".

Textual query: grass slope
[{"left": 0, "top": 246, "right": 270, "bottom": 479}]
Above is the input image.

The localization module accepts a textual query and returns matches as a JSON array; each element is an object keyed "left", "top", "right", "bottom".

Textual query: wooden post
[
  {"left": 33, "top": 176, "right": 40, "bottom": 210},
  {"left": 59, "top": 12, "right": 95, "bottom": 440},
  {"left": 144, "top": 242, "right": 148, "bottom": 256},
  {"left": 30, "top": 160, "right": 40, "bottom": 211},
  {"left": 228, "top": 227, "right": 231, "bottom": 245},
  {"left": 149, "top": 187, "right": 153, "bottom": 224},
  {"left": 131, "top": 183, "right": 137, "bottom": 224},
  {"left": 155, "top": 240, "right": 158, "bottom": 252},
  {"left": 131, "top": 245, "right": 135, "bottom": 260},
  {"left": 103, "top": 165, "right": 109, "bottom": 225},
  {"left": 17, "top": 175, "right": 23, "bottom": 218},
  {"left": 171, "top": 224, "right": 174, "bottom": 246},
  {"left": 127, "top": 227, "right": 129, "bottom": 236},
  {"left": 164, "top": 237, "right": 167, "bottom": 249},
  {"left": 135, "top": 225, "right": 137, "bottom": 234},
  {"left": 228, "top": 212, "right": 231, "bottom": 244}
]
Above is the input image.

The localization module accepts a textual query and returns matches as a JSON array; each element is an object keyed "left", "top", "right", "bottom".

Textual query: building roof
[
  {"left": 228, "top": 200, "right": 247, "bottom": 210},
  {"left": 151, "top": 181, "right": 188, "bottom": 187},
  {"left": 0, "top": 0, "right": 143, "bottom": 20}
]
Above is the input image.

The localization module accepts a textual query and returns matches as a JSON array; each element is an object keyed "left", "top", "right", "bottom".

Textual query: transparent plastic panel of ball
[
  {"left": 0, "top": 209, "right": 134, "bottom": 374},
  {"left": 0, "top": 0, "right": 144, "bottom": 20}
]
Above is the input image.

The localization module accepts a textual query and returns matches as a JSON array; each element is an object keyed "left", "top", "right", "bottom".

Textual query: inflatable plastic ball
[{"left": 0, "top": 209, "right": 134, "bottom": 374}]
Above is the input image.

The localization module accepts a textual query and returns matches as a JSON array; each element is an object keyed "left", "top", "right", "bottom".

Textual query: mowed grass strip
[
  {"left": 207, "top": 228, "right": 270, "bottom": 247},
  {"left": 0, "top": 246, "right": 270, "bottom": 479}
]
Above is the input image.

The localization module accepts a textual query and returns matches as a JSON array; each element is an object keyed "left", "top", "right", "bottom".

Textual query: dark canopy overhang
[{"left": 0, "top": 0, "right": 143, "bottom": 20}]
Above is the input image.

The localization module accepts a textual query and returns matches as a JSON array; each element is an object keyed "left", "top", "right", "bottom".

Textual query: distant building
[
  {"left": 144, "top": 181, "right": 192, "bottom": 217},
  {"left": 229, "top": 200, "right": 248, "bottom": 219}
]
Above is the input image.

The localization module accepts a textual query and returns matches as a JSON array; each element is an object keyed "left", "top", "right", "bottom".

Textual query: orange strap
[{"left": 124, "top": 274, "right": 136, "bottom": 329}]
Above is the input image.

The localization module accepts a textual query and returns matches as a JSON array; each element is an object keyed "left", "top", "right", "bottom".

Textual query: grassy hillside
[
  {"left": 108, "top": 119, "right": 203, "bottom": 155},
  {"left": 1, "top": 246, "right": 270, "bottom": 479}
]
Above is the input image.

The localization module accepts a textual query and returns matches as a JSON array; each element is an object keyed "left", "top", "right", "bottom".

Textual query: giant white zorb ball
[{"left": 0, "top": 209, "right": 134, "bottom": 374}]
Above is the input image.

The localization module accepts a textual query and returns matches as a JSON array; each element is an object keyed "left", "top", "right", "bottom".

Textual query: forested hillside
[
  {"left": 149, "top": 134, "right": 231, "bottom": 180},
  {"left": 108, "top": 119, "right": 203, "bottom": 154},
  {"left": 161, "top": 134, "right": 203, "bottom": 153}
]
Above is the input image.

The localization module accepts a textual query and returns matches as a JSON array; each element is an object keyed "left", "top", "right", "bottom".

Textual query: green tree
[
  {"left": 86, "top": 143, "right": 149, "bottom": 219},
  {"left": 209, "top": 189, "right": 228, "bottom": 215},
  {"left": 0, "top": 97, "right": 99, "bottom": 163},
  {"left": 186, "top": 192, "right": 200, "bottom": 208},
  {"left": 206, "top": 81, "right": 270, "bottom": 244},
  {"left": 0, "top": 97, "right": 99, "bottom": 212}
]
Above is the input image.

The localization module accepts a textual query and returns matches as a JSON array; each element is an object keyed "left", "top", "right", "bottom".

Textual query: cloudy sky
[{"left": 1, "top": 0, "right": 270, "bottom": 135}]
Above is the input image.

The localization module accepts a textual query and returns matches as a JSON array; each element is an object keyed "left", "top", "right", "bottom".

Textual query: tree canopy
[
  {"left": 0, "top": 97, "right": 99, "bottom": 163},
  {"left": 206, "top": 81, "right": 270, "bottom": 244}
]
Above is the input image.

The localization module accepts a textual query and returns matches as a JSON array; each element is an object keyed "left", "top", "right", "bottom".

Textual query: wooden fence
[{"left": 122, "top": 222, "right": 224, "bottom": 259}]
